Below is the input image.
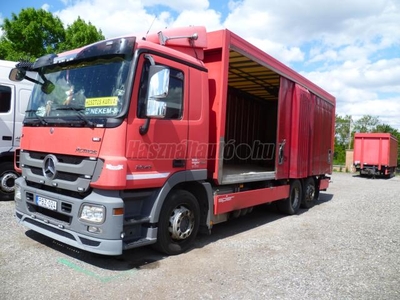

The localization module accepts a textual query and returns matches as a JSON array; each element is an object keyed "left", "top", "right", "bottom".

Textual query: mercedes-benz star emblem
[{"left": 43, "top": 154, "right": 58, "bottom": 180}]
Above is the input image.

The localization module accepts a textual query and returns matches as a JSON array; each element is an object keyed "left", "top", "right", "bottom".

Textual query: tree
[
  {"left": 0, "top": 9, "right": 104, "bottom": 61},
  {"left": 335, "top": 114, "right": 353, "bottom": 146},
  {"left": 373, "top": 123, "right": 399, "bottom": 136},
  {"left": 353, "top": 115, "right": 380, "bottom": 133},
  {"left": 0, "top": 8, "right": 65, "bottom": 61},
  {"left": 58, "top": 17, "right": 104, "bottom": 52},
  {"left": 334, "top": 114, "right": 353, "bottom": 164}
]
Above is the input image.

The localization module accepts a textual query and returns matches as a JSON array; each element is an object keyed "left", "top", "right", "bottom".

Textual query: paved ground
[{"left": 1, "top": 172, "right": 399, "bottom": 299}]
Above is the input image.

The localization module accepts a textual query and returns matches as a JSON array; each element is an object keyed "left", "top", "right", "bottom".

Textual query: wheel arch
[
  {"left": 0, "top": 151, "right": 14, "bottom": 162},
  {"left": 149, "top": 169, "right": 213, "bottom": 226}
]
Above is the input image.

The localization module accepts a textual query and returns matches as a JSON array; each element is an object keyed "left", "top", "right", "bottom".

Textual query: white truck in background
[{"left": 0, "top": 60, "right": 33, "bottom": 201}]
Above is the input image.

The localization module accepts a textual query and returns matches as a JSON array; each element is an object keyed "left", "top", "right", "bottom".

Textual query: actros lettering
[{"left": 76, "top": 147, "right": 98, "bottom": 155}]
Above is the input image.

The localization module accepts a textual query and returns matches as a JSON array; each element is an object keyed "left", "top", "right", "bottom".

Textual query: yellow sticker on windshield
[{"left": 85, "top": 97, "right": 118, "bottom": 107}]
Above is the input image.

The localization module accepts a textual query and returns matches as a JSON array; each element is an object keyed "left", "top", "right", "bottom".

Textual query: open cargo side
[{"left": 205, "top": 30, "right": 335, "bottom": 185}]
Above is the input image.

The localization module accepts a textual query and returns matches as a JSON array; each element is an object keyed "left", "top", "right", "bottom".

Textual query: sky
[{"left": 1, "top": 0, "right": 399, "bottom": 129}]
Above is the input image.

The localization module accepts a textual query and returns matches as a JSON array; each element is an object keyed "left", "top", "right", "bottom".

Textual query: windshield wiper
[
  {"left": 25, "top": 109, "right": 49, "bottom": 125},
  {"left": 54, "top": 107, "right": 97, "bottom": 127}
]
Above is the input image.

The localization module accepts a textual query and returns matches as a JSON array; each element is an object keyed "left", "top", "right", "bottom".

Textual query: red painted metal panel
[
  {"left": 275, "top": 77, "right": 294, "bottom": 179},
  {"left": 186, "top": 68, "right": 209, "bottom": 171},
  {"left": 290, "top": 84, "right": 312, "bottom": 178},
  {"left": 311, "top": 95, "right": 335, "bottom": 175},
  {"left": 214, "top": 185, "right": 289, "bottom": 214},
  {"left": 21, "top": 126, "right": 106, "bottom": 157},
  {"left": 319, "top": 178, "right": 330, "bottom": 190},
  {"left": 389, "top": 135, "right": 398, "bottom": 167},
  {"left": 276, "top": 79, "right": 334, "bottom": 180},
  {"left": 353, "top": 133, "right": 398, "bottom": 169},
  {"left": 125, "top": 54, "right": 190, "bottom": 189},
  {"left": 204, "top": 30, "right": 230, "bottom": 184}
]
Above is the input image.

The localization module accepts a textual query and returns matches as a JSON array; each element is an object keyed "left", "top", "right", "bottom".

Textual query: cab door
[{"left": 126, "top": 53, "right": 189, "bottom": 188}]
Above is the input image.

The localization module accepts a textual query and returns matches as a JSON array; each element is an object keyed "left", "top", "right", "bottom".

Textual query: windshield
[{"left": 25, "top": 57, "right": 131, "bottom": 126}]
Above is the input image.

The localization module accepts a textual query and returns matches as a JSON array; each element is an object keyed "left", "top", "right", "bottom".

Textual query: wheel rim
[
  {"left": 1, "top": 172, "right": 18, "bottom": 193},
  {"left": 169, "top": 205, "right": 195, "bottom": 240},
  {"left": 305, "top": 183, "right": 315, "bottom": 202}
]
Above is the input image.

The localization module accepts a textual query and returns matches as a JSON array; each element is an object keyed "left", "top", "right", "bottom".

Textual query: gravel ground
[{"left": 1, "top": 172, "right": 399, "bottom": 300}]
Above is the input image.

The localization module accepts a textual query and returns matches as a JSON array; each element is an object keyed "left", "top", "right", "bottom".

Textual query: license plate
[{"left": 36, "top": 195, "right": 57, "bottom": 211}]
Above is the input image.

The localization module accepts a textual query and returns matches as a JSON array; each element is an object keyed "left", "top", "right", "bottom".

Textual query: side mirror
[
  {"left": 10, "top": 67, "right": 55, "bottom": 95},
  {"left": 146, "top": 99, "right": 167, "bottom": 118},
  {"left": 9, "top": 68, "right": 25, "bottom": 82},
  {"left": 145, "top": 66, "right": 170, "bottom": 118},
  {"left": 41, "top": 80, "right": 55, "bottom": 95}
]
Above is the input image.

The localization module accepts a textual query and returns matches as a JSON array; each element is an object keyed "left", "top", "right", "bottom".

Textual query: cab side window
[
  {"left": 164, "top": 69, "right": 183, "bottom": 119},
  {"left": 137, "top": 63, "right": 184, "bottom": 120},
  {"left": 0, "top": 85, "right": 12, "bottom": 113}
]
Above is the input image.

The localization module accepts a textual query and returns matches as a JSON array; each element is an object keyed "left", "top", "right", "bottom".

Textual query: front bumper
[{"left": 14, "top": 177, "right": 125, "bottom": 255}]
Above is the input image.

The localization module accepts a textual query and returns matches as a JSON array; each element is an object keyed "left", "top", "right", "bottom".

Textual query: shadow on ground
[{"left": 24, "top": 191, "right": 334, "bottom": 271}]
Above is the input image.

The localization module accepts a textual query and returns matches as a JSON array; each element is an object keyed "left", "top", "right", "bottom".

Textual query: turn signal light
[{"left": 113, "top": 208, "right": 124, "bottom": 216}]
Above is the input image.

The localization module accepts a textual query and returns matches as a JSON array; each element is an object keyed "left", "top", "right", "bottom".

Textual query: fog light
[
  {"left": 79, "top": 204, "right": 105, "bottom": 224},
  {"left": 88, "top": 226, "right": 102, "bottom": 234}
]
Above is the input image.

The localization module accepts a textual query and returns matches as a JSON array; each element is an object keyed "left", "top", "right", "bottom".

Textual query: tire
[
  {"left": 154, "top": 190, "right": 200, "bottom": 255},
  {"left": 0, "top": 161, "right": 19, "bottom": 201},
  {"left": 277, "top": 180, "right": 302, "bottom": 215},
  {"left": 301, "top": 177, "right": 317, "bottom": 209}
]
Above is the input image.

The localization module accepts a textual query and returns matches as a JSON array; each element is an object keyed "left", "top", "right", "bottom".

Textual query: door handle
[{"left": 278, "top": 139, "right": 286, "bottom": 165}]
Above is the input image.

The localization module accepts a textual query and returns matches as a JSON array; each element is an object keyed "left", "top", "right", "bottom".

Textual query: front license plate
[{"left": 36, "top": 195, "right": 57, "bottom": 211}]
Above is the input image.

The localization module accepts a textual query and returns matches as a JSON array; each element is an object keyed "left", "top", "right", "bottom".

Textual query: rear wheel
[
  {"left": 277, "top": 180, "right": 302, "bottom": 215},
  {"left": 0, "top": 162, "right": 19, "bottom": 201},
  {"left": 301, "top": 177, "right": 317, "bottom": 209},
  {"left": 154, "top": 190, "right": 200, "bottom": 255}
]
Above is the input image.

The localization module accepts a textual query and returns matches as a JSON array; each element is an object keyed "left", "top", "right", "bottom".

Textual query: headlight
[
  {"left": 15, "top": 184, "right": 21, "bottom": 201},
  {"left": 79, "top": 204, "right": 105, "bottom": 224}
]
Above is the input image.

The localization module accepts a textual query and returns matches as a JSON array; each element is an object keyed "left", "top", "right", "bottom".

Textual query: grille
[
  {"left": 31, "top": 167, "right": 80, "bottom": 182},
  {"left": 20, "top": 150, "right": 100, "bottom": 194},
  {"left": 28, "top": 151, "right": 85, "bottom": 164},
  {"left": 26, "top": 202, "right": 71, "bottom": 224}
]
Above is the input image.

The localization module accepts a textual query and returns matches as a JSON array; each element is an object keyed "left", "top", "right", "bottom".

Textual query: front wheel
[
  {"left": 154, "top": 190, "right": 200, "bottom": 255},
  {"left": 277, "top": 180, "right": 302, "bottom": 215},
  {"left": 0, "top": 162, "right": 19, "bottom": 201}
]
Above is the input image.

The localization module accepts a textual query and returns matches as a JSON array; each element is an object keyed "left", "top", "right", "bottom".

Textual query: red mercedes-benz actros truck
[{"left": 9, "top": 26, "right": 335, "bottom": 255}]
